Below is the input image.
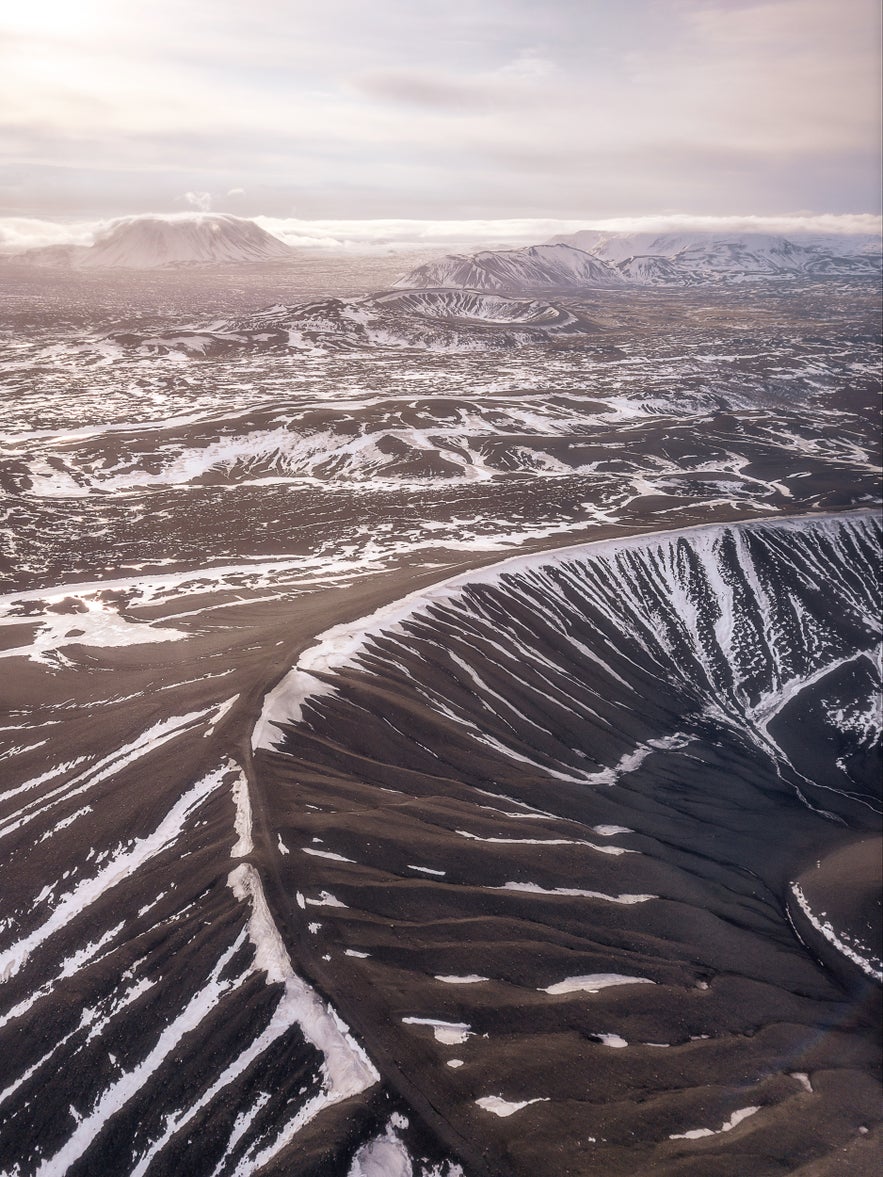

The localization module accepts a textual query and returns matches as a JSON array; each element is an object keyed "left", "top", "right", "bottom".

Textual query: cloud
[
  {"left": 182, "top": 190, "right": 213, "bottom": 211},
  {"left": 0, "top": 1, "right": 878, "bottom": 219},
  {"left": 495, "top": 51, "right": 555, "bottom": 81},
  {"left": 564, "top": 212, "right": 883, "bottom": 238},
  {"left": 354, "top": 70, "right": 480, "bottom": 111},
  {"left": 0, "top": 216, "right": 98, "bottom": 251},
  {"left": 248, "top": 212, "right": 883, "bottom": 250},
  {"left": 354, "top": 50, "right": 557, "bottom": 111}
]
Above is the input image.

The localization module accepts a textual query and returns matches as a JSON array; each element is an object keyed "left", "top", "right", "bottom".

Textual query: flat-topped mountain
[{"left": 12, "top": 213, "right": 295, "bottom": 269}]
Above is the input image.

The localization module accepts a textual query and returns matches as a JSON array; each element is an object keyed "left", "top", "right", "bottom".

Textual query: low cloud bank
[
  {"left": 0, "top": 217, "right": 99, "bottom": 252},
  {"left": 1, "top": 212, "right": 880, "bottom": 256},
  {"left": 250, "top": 213, "right": 883, "bottom": 252}
]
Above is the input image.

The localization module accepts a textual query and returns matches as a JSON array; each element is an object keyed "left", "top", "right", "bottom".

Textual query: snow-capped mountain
[
  {"left": 565, "top": 230, "right": 882, "bottom": 281},
  {"left": 398, "top": 230, "right": 882, "bottom": 291},
  {"left": 395, "top": 243, "right": 623, "bottom": 292},
  {"left": 12, "top": 214, "right": 294, "bottom": 269},
  {"left": 615, "top": 254, "right": 697, "bottom": 285},
  {"left": 553, "top": 228, "right": 882, "bottom": 263}
]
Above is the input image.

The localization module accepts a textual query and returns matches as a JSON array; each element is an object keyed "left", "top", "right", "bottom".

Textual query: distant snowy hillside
[
  {"left": 395, "top": 243, "right": 623, "bottom": 292},
  {"left": 398, "top": 230, "right": 882, "bottom": 291},
  {"left": 561, "top": 230, "right": 882, "bottom": 281},
  {"left": 552, "top": 228, "right": 883, "bottom": 262},
  {"left": 12, "top": 214, "right": 294, "bottom": 269},
  {"left": 11, "top": 243, "right": 91, "bottom": 268}
]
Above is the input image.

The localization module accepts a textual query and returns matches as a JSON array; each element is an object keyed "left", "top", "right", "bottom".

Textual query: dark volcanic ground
[
  {"left": 252, "top": 513, "right": 882, "bottom": 1177},
  {"left": 0, "top": 262, "right": 880, "bottom": 1176}
]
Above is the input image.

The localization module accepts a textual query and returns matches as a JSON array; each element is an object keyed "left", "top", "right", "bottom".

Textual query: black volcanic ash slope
[
  {"left": 254, "top": 512, "right": 882, "bottom": 1177},
  {"left": 0, "top": 644, "right": 464, "bottom": 1177}
]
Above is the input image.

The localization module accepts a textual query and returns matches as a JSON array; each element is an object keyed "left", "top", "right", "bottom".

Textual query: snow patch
[
  {"left": 475, "top": 1096, "right": 549, "bottom": 1117},
  {"left": 790, "top": 882, "right": 883, "bottom": 981},
  {"left": 541, "top": 974, "right": 654, "bottom": 995},
  {"left": 230, "top": 765, "right": 253, "bottom": 858},
  {"left": 402, "top": 1018, "right": 473, "bottom": 1045},
  {"left": 434, "top": 975, "right": 488, "bottom": 985},
  {"left": 303, "top": 848, "right": 356, "bottom": 863},
  {"left": 669, "top": 1106, "right": 760, "bottom": 1141}
]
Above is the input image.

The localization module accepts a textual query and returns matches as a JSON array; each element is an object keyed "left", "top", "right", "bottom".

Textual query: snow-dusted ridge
[
  {"left": 396, "top": 244, "right": 623, "bottom": 293},
  {"left": 397, "top": 230, "right": 882, "bottom": 291},
  {"left": 789, "top": 882, "right": 883, "bottom": 982},
  {"left": 105, "top": 286, "right": 592, "bottom": 357},
  {"left": 253, "top": 510, "right": 881, "bottom": 763}
]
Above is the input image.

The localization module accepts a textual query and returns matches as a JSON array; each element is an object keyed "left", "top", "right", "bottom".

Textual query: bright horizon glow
[{"left": 0, "top": 211, "right": 880, "bottom": 256}]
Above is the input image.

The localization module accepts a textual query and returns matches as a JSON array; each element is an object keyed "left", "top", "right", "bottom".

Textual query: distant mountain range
[
  {"left": 11, "top": 214, "right": 294, "bottom": 269},
  {"left": 397, "top": 230, "right": 882, "bottom": 291}
]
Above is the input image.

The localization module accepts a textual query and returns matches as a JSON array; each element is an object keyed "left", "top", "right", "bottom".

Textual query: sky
[{"left": 0, "top": 0, "right": 880, "bottom": 228}]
